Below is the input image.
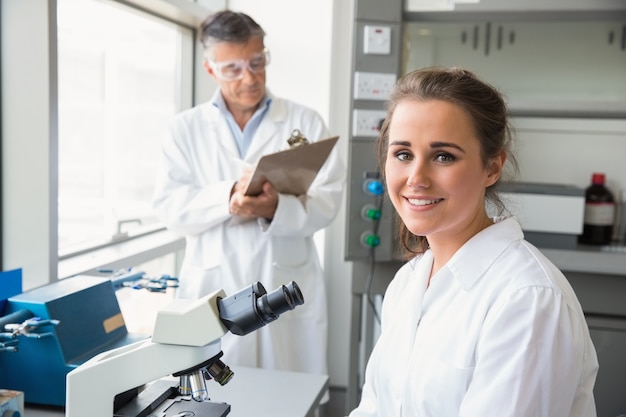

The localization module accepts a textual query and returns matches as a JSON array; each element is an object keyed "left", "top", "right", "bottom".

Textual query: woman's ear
[{"left": 485, "top": 151, "right": 507, "bottom": 187}]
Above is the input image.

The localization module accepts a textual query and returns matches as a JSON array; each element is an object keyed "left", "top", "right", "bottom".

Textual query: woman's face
[{"left": 385, "top": 99, "right": 503, "bottom": 247}]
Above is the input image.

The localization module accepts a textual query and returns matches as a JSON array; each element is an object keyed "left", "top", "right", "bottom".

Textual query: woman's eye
[
  {"left": 394, "top": 151, "right": 412, "bottom": 161},
  {"left": 435, "top": 152, "right": 455, "bottom": 163}
]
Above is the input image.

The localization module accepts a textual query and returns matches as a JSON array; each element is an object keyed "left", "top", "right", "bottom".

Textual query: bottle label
[{"left": 584, "top": 202, "right": 616, "bottom": 226}]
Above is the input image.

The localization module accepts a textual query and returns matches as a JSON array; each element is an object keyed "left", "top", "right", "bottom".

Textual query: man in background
[{"left": 152, "top": 9, "right": 345, "bottom": 387}]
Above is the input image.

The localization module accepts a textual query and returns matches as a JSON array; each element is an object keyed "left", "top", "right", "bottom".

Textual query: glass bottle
[{"left": 579, "top": 173, "right": 616, "bottom": 245}]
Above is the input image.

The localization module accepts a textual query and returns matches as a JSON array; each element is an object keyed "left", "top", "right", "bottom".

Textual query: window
[{"left": 56, "top": 0, "right": 193, "bottom": 256}]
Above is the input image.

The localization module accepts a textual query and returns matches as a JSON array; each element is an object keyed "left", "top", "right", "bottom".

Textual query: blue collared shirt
[{"left": 211, "top": 92, "right": 272, "bottom": 158}]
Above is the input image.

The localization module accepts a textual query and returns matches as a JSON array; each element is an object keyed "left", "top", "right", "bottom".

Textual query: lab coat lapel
[
  {"left": 245, "top": 120, "right": 282, "bottom": 163},
  {"left": 389, "top": 252, "right": 431, "bottom": 339},
  {"left": 203, "top": 104, "right": 241, "bottom": 158},
  {"left": 411, "top": 250, "right": 432, "bottom": 328},
  {"left": 244, "top": 94, "right": 287, "bottom": 163}
]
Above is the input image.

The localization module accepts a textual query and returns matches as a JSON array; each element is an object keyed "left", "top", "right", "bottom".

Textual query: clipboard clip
[{"left": 287, "top": 129, "right": 309, "bottom": 148}]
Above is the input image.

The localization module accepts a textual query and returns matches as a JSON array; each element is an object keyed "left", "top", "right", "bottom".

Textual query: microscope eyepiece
[
  {"left": 218, "top": 281, "right": 305, "bottom": 336},
  {"left": 286, "top": 281, "right": 304, "bottom": 306},
  {"left": 257, "top": 281, "right": 304, "bottom": 322}
]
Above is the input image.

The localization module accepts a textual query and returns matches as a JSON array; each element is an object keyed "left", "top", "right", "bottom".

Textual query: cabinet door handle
[
  {"left": 586, "top": 314, "right": 626, "bottom": 332},
  {"left": 473, "top": 25, "right": 479, "bottom": 50},
  {"left": 484, "top": 22, "right": 492, "bottom": 56}
]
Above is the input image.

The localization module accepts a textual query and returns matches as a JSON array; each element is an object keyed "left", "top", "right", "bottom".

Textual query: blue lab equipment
[{"left": 0, "top": 275, "right": 147, "bottom": 406}]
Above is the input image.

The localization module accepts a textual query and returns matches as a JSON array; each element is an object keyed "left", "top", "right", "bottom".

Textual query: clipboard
[{"left": 244, "top": 136, "right": 339, "bottom": 196}]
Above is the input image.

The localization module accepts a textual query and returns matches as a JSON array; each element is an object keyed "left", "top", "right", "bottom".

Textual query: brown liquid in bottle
[{"left": 579, "top": 173, "right": 616, "bottom": 245}]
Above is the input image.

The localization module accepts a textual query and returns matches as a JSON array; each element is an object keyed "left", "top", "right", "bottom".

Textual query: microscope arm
[
  {"left": 65, "top": 289, "right": 227, "bottom": 417},
  {"left": 66, "top": 280, "right": 303, "bottom": 417}
]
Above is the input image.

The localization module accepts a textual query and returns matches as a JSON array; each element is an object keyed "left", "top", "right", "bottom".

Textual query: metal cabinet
[
  {"left": 402, "top": 19, "right": 626, "bottom": 119},
  {"left": 564, "top": 270, "right": 626, "bottom": 417},
  {"left": 588, "top": 316, "right": 626, "bottom": 417}
]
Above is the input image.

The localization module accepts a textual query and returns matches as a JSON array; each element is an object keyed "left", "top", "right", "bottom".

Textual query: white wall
[
  {"left": 227, "top": 0, "right": 355, "bottom": 388},
  {"left": 226, "top": 1, "right": 332, "bottom": 118},
  {"left": 1, "top": 0, "right": 57, "bottom": 289}
]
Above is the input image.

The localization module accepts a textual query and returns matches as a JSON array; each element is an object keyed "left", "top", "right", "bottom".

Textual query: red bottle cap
[{"left": 591, "top": 173, "right": 605, "bottom": 185}]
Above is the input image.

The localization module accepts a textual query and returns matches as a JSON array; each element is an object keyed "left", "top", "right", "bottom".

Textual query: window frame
[
  {"left": 0, "top": 0, "right": 218, "bottom": 289},
  {"left": 56, "top": 0, "right": 195, "bottom": 259}
]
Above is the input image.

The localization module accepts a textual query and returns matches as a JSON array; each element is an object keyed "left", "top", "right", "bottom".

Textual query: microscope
[{"left": 65, "top": 280, "right": 303, "bottom": 417}]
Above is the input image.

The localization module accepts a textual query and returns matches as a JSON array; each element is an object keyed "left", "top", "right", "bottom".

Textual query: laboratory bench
[
  {"left": 24, "top": 366, "right": 328, "bottom": 417},
  {"left": 542, "top": 244, "right": 626, "bottom": 276}
]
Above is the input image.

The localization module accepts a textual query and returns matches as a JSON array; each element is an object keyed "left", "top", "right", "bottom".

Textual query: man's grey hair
[{"left": 199, "top": 10, "right": 266, "bottom": 60}]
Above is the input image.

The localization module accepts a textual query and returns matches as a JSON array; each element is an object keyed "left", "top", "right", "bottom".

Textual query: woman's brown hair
[{"left": 378, "top": 66, "right": 518, "bottom": 258}]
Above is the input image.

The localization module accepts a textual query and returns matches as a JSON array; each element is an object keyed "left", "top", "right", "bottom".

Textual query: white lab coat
[
  {"left": 152, "top": 90, "right": 345, "bottom": 377},
  {"left": 349, "top": 216, "right": 598, "bottom": 417}
]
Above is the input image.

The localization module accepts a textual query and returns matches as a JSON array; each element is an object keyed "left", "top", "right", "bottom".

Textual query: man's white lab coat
[{"left": 152, "top": 90, "right": 345, "bottom": 376}]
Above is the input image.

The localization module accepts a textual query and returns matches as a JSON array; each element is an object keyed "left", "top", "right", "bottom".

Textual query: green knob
[
  {"left": 363, "top": 234, "right": 380, "bottom": 247},
  {"left": 364, "top": 207, "right": 381, "bottom": 220}
]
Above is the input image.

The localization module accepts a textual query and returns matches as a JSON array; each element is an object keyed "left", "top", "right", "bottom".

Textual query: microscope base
[{"left": 114, "top": 379, "right": 230, "bottom": 417}]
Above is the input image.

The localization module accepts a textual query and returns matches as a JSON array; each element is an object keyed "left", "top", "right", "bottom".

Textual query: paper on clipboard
[{"left": 244, "top": 136, "right": 339, "bottom": 196}]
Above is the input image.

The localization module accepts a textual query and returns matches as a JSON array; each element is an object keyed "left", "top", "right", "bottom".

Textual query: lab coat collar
[
  {"left": 209, "top": 89, "right": 273, "bottom": 118},
  {"left": 445, "top": 216, "right": 524, "bottom": 291},
  {"left": 207, "top": 89, "right": 281, "bottom": 161}
]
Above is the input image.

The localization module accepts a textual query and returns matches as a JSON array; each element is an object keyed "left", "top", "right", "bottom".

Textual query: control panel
[
  {"left": 345, "top": 0, "right": 402, "bottom": 261},
  {"left": 344, "top": 140, "right": 397, "bottom": 260}
]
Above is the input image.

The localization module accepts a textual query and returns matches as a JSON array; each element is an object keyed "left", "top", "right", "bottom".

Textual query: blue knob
[{"left": 364, "top": 180, "right": 384, "bottom": 196}]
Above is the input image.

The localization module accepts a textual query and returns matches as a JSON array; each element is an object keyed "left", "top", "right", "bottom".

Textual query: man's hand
[{"left": 229, "top": 180, "right": 278, "bottom": 221}]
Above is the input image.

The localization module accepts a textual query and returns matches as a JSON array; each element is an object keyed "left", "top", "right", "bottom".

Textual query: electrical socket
[
  {"left": 354, "top": 71, "right": 396, "bottom": 100},
  {"left": 352, "top": 109, "right": 386, "bottom": 137}
]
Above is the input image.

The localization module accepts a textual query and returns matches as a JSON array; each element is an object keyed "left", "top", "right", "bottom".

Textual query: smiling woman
[{"left": 348, "top": 67, "right": 599, "bottom": 417}]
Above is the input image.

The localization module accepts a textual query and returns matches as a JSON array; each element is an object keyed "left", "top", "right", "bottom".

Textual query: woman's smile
[{"left": 405, "top": 197, "right": 443, "bottom": 207}]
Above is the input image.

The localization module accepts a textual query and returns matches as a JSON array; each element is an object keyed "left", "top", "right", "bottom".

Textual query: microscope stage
[
  {"left": 152, "top": 398, "right": 230, "bottom": 417},
  {"left": 113, "top": 379, "right": 230, "bottom": 417}
]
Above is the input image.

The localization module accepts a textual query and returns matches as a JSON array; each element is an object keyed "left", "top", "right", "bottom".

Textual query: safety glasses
[{"left": 208, "top": 48, "right": 270, "bottom": 81}]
